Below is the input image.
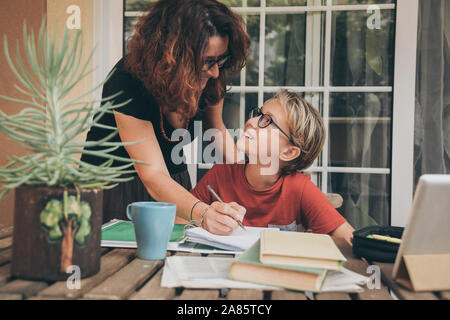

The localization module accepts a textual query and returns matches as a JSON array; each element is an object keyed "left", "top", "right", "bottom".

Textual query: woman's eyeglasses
[
  {"left": 249, "top": 107, "right": 294, "bottom": 144},
  {"left": 201, "top": 55, "right": 230, "bottom": 72}
]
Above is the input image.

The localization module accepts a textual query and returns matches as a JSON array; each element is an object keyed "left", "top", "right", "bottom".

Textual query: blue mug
[{"left": 127, "top": 202, "right": 176, "bottom": 260}]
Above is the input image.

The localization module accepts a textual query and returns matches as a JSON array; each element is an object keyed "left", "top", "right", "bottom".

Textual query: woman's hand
[{"left": 202, "top": 201, "right": 246, "bottom": 235}]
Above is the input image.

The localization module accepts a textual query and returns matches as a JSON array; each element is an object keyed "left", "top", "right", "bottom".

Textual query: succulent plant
[{"left": 0, "top": 19, "right": 144, "bottom": 200}]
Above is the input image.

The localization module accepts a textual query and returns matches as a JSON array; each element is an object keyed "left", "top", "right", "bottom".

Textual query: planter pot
[{"left": 11, "top": 186, "right": 103, "bottom": 281}]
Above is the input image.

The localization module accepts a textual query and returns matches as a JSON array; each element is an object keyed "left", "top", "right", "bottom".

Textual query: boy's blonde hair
[{"left": 274, "top": 89, "right": 326, "bottom": 175}]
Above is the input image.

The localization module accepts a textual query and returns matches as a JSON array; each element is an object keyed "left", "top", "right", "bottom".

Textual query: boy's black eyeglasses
[
  {"left": 249, "top": 107, "right": 294, "bottom": 144},
  {"left": 202, "top": 55, "right": 230, "bottom": 71}
]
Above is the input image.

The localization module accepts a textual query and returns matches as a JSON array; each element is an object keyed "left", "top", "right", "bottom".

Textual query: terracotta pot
[{"left": 11, "top": 186, "right": 103, "bottom": 281}]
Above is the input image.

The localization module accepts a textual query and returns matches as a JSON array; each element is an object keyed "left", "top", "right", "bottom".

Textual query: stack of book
[{"left": 229, "top": 229, "right": 348, "bottom": 292}]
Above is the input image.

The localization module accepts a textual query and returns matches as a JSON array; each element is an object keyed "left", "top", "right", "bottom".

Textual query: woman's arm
[
  {"left": 202, "top": 98, "right": 243, "bottom": 163},
  {"left": 114, "top": 111, "right": 244, "bottom": 234}
]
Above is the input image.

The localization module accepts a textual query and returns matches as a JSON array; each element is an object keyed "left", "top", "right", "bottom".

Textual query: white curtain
[{"left": 414, "top": 0, "right": 450, "bottom": 189}]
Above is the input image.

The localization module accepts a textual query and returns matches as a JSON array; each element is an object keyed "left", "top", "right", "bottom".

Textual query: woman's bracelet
[
  {"left": 200, "top": 206, "right": 210, "bottom": 228},
  {"left": 190, "top": 200, "right": 202, "bottom": 222}
]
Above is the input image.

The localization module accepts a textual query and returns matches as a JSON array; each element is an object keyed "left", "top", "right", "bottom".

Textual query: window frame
[{"left": 390, "top": 0, "right": 418, "bottom": 227}]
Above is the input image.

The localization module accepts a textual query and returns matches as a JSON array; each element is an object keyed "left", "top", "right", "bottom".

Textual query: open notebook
[
  {"left": 185, "top": 226, "right": 269, "bottom": 252},
  {"left": 101, "top": 219, "right": 243, "bottom": 254}
]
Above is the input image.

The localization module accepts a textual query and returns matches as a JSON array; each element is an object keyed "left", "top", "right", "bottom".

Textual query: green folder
[{"left": 101, "top": 220, "right": 186, "bottom": 243}]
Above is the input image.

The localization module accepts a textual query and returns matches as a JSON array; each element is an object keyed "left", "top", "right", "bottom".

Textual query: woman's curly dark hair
[{"left": 125, "top": 0, "right": 250, "bottom": 118}]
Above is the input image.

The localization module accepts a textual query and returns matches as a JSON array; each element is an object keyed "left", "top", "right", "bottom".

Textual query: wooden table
[{"left": 0, "top": 226, "right": 447, "bottom": 301}]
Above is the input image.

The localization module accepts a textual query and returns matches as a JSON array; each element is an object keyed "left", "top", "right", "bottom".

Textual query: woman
[{"left": 82, "top": 0, "right": 250, "bottom": 235}]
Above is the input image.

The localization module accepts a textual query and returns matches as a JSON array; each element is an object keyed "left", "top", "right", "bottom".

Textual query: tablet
[{"left": 392, "top": 174, "right": 450, "bottom": 289}]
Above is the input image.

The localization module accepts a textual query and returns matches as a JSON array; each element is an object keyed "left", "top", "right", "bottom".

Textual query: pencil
[
  {"left": 367, "top": 234, "right": 402, "bottom": 244},
  {"left": 207, "top": 185, "right": 246, "bottom": 231}
]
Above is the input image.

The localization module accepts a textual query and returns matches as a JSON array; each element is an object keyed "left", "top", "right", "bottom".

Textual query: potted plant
[{"left": 0, "top": 19, "right": 142, "bottom": 281}]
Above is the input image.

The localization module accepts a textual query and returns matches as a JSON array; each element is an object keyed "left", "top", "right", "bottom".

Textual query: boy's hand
[{"left": 202, "top": 201, "right": 246, "bottom": 235}]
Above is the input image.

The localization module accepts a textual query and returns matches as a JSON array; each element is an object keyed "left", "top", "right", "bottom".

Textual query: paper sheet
[
  {"left": 322, "top": 268, "right": 368, "bottom": 292},
  {"left": 160, "top": 256, "right": 368, "bottom": 293},
  {"left": 161, "top": 256, "right": 279, "bottom": 289}
]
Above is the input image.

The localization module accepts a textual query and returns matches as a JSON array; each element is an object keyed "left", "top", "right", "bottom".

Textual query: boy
[{"left": 191, "top": 89, "right": 354, "bottom": 244}]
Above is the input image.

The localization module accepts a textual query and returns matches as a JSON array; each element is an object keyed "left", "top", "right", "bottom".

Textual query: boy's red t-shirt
[{"left": 191, "top": 163, "right": 346, "bottom": 234}]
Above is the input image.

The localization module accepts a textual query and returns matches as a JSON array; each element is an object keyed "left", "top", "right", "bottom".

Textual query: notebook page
[{"left": 185, "top": 226, "right": 267, "bottom": 251}]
